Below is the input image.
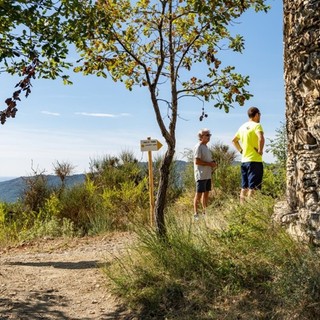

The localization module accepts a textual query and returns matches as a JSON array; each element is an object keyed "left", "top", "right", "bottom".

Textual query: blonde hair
[{"left": 198, "top": 128, "right": 211, "bottom": 140}]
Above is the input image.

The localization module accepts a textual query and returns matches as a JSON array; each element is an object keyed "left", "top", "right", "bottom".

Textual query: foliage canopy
[
  {"left": 0, "top": 0, "right": 72, "bottom": 78},
  {"left": 72, "top": 0, "right": 269, "bottom": 113}
]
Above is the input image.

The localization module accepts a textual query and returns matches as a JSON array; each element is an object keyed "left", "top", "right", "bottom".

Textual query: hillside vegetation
[
  {"left": 106, "top": 196, "right": 320, "bottom": 319},
  {"left": 1, "top": 148, "right": 319, "bottom": 319}
]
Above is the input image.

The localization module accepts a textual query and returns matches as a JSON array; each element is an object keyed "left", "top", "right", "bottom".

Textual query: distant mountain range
[
  {"left": 0, "top": 174, "right": 86, "bottom": 203},
  {"left": 0, "top": 161, "right": 190, "bottom": 203}
]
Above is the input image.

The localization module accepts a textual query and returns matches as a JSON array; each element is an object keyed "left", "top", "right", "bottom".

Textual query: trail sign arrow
[{"left": 140, "top": 139, "right": 163, "bottom": 152}]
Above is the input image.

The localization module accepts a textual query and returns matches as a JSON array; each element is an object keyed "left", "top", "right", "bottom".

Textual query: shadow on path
[
  {"left": 5, "top": 260, "right": 98, "bottom": 270},
  {"left": 0, "top": 294, "right": 136, "bottom": 320},
  {"left": 0, "top": 292, "right": 76, "bottom": 320}
]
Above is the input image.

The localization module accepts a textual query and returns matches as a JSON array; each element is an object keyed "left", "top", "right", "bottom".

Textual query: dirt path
[{"left": 0, "top": 233, "right": 136, "bottom": 320}]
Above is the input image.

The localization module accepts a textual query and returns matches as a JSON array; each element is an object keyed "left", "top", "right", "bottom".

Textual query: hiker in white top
[{"left": 193, "top": 128, "right": 217, "bottom": 220}]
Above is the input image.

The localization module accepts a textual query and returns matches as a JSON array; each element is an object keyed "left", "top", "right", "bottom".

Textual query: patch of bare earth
[{"left": 0, "top": 232, "right": 136, "bottom": 320}]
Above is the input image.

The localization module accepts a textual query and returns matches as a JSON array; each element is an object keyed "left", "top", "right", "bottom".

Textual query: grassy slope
[{"left": 105, "top": 195, "right": 320, "bottom": 320}]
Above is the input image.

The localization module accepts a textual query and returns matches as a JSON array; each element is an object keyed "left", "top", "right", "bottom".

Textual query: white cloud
[
  {"left": 75, "top": 112, "right": 115, "bottom": 117},
  {"left": 41, "top": 111, "right": 60, "bottom": 116},
  {"left": 75, "top": 112, "right": 131, "bottom": 118}
]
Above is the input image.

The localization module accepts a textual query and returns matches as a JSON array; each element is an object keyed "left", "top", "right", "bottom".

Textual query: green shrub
[
  {"left": 58, "top": 179, "right": 102, "bottom": 233},
  {"left": 262, "top": 163, "right": 286, "bottom": 198},
  {"left": 0, "top": 198, "right": 76, "bottom": 245},
  {"left": 0, "top": 203, "right": 19, "bottom": 246},
  {"left": 22, "top": 173, "right": 53, "bottom": 212},
  {"left": 37, "top": 193, "right": 61, "bottom": 220},
  {"left": 101, "top": 178, "right": 149, "bottom": 226},
  {"left": 18, "top": 216, "right": 76, "bottom": 241},
  {"left": 88, "top": 151, "right": 146, "bottom": 189},
  {"left": 212, "top": 164, "right": 241, "bottom": 198}
]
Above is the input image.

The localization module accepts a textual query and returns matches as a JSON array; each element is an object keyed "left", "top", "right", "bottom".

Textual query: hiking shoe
[{"left": 194, "top": 213, "right": 199, "bottom": 221}]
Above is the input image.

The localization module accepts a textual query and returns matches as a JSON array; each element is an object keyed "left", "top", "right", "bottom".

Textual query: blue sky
[{"left": 0, "top": 0, "right": 283, "bottom": 178}]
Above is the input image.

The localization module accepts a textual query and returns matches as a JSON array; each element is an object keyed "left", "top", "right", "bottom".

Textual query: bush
[
  {"left": 18, "top": 216, "right": 76, "bottom": 241},
  {"left": 0, "top": 198, "right": 76, "bottom": 246},
  {"left": 22, "top": 172, "right": 53, "bottom": 212},
  {"left": 88, "top": 151, "right": 145, "bottom": 189},
  {"left": 212, "top": 164, "right": 241, "bottom": 198},
  {"left": 58, "top": 179, "right": 102, "bottom": 234},
  {"left": 262, "top": 163, "right": 286, "bottom": 199},
  {"left": 101, "top": 178, "right": 149, "bottom": 226}
]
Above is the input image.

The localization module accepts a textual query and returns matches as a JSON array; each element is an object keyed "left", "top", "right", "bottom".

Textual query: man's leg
[
  {"left": 194, "top": 192, "right": 202, "bottom": 215},
  {"left": 247, "top": 162, "right": 263, "bottom": 199},
  {"left": 240, "top": 163, "right": 249, "bottom": 204},
  {"left": 201, "top": 191, "right": 210, "bottom": 213},
  {"left": 247, "top": 188, "right": 255, "bottom": 198},
  {"left": 240, "top": 188, "right": 248, "bottom": 204}
]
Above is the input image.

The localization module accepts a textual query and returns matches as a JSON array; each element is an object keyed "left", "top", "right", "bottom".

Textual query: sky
[{"left": 0, "top": 0, "right": 284, "bottom": 178}]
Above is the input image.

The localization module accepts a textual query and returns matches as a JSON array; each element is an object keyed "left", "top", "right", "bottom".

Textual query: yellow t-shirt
[{"left": 235, "top": 121, "right": 263, "bottom": 162}]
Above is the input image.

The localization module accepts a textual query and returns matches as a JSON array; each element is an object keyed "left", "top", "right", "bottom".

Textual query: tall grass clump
[{"left": 105, "top": 195, "right": 320, "bottom": 320}]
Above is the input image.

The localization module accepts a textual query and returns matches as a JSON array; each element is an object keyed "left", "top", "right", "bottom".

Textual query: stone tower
[{"left": 275, "top": 0, "right": 320, "bottom": 244}]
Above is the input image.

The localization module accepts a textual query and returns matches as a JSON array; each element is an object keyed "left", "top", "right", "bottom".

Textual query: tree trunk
[
  {"left": 154, "top": 143, "right": 175, "bottom": 238},
  {"left": 275, "top": 0, "right": 320, "bottom": 244}
]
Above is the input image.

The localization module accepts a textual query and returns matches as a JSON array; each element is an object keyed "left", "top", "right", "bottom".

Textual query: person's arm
[
  {"left": 195, "top": 158, "right": 217, "bottom": 167},
  {"left": 256, "top": 131, "right": 265, "bottom": 155},
  {"left": 232, "top": 136, "right": 243, "bottom": 154}
]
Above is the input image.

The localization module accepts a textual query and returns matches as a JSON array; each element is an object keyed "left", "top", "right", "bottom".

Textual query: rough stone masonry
[{"left": 274, "top": 0, "right": 320, "bottom": 244}]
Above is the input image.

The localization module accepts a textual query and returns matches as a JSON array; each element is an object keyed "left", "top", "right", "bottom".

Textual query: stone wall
[{"left": 274, "top": 0, "right": 320, "bottom": 244}]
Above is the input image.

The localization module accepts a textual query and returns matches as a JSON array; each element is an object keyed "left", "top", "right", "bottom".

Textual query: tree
[
  {"left": 0, "top": 0, "right": 73, "bottom": 123},
  {"left": 280, "top": 0, "right": 320, "bottom": 243},
  {"left": 70, "top": 0, "right": 269, "bottom": 237}
]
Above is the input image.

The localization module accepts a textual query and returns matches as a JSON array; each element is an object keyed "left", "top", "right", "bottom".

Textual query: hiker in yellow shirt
[{"left": 232, "top": 107, "right": 265, "bottom": 203}]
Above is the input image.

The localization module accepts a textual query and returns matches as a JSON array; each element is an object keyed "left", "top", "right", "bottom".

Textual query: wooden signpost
[{"left": 140, "top": 137, "right": 163, "bottom": 226}]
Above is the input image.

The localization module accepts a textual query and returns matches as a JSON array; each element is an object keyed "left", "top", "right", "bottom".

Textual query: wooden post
[
  {"left": 147, "top": 137, "right": 155, "bottom": 226},
  {"left": 140, "top": 137, "right": 162, "bottom": 226}
]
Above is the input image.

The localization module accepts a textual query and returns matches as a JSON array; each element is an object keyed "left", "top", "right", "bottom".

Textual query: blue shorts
[
  {"left": 241, "top": 162, "right": 263, "bottom": 190},
  {"left": 196, "top": 179, "right": 212, "bottom": 193}
]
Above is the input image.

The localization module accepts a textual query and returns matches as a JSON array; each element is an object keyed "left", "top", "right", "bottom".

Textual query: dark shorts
[
  {"left": 196, "top": 179, "right": 212, "bottom": 193},
  {"left": 241, "top": 162, "right": 263, "bottom": 190}
]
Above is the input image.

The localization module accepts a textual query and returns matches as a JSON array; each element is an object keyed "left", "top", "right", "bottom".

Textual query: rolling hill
[{"left": 0, "top": 174, "right": 86, "bottom": 203}]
